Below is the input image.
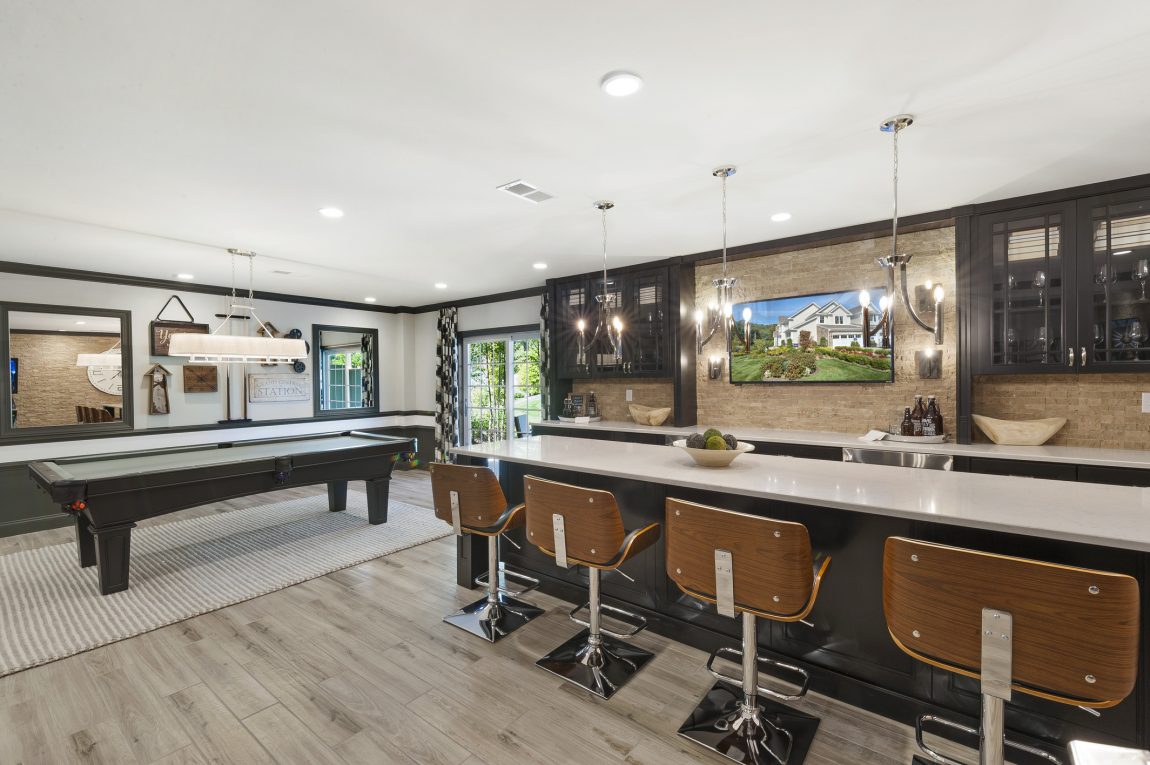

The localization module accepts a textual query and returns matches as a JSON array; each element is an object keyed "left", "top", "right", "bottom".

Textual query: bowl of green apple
[{"left": 672, "top": 428, "right": 755, "bottom": 467}]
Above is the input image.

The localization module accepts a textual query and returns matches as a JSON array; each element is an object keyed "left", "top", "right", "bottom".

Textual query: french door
[{"left": 461, "top": 330, "right": 541, "bottom": 445}]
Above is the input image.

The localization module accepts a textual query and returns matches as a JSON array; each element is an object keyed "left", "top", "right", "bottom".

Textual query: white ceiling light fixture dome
[
  {"left": 175, "top": 273, "right": 195, "bottom": 280},
  {"left": 434, "top": 282, "right": 447, "bottom": 289},
  {"left": 318, "top": 207, "right": 344, "bottom": 218},
  {"left": 533, "top": 262, "right": 547, "bottom": 270},
  {"left": 600, "top": 71, "right": 643, "bottom": 97},
  {"left": 770, "top": 212, "right": 792, "bottom": 222},
  {"left": 364, "top": 296, "right": 376, "bottom": 303}
]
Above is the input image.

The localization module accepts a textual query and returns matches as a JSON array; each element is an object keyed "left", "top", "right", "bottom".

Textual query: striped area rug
[{"left": 0, "top": 493, "right": 450, "bottom": 676}]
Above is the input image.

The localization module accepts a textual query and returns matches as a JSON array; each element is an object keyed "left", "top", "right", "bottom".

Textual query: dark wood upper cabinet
[{"left": 970, "top": 185, "right": 1150, "bottom": 375}]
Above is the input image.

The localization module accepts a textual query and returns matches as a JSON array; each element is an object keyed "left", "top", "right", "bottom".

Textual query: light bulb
[
  {"left": 611, "top": 316, "right": 623, "bottom": 332},
  {"left": 879, "top": 295, "right": 890, "bottom": 311},
  {"left": 859, "top": 290, "right": 871, "bottom": 308},
  {"left": 925, "top": 278, "right": 934, "bottom": 290},
  {"left": 577, "top": 319, "right": 586, "bottom": 332},
  {"left": 741, "top": 307, "right": 752, "bottom": 322},
  {"left": 693, "top": 308, "right": 704, "bottom": 324},
  {"left": 933, "top": 284, "right": 945, "bottom": 303},
  {"left": 723, "top": 303, "right": 733, "bottom": 318}
]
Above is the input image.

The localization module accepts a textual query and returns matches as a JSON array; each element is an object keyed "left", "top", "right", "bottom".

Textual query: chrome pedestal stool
[
  {"left": 523, "top": 475, "right": 660, "bottom": 699},
  {"left": 666, "top": 498, "right": 831, "bottom": 765},
  {"left": 884, "top": 537, "right": 1140, "bottom": 765},
  {"left": 429, "top": 463, "right": 543, "bottom": 641}
]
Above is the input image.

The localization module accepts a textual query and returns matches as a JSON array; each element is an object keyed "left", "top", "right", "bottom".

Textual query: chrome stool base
[
  {"left": 678, "top": 681, "right": 820, "bottom": 765},
  {"left": 443, "top": 593, "right": 543, "bottom": 642},
  {"left": 535, "top": 628, "right": 655, "bottom": 699}
]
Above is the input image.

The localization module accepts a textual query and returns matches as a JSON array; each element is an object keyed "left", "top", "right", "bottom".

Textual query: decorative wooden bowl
[
  {"left": 629, "top": 403, "right": 672, "bottom": 426},
  {"left": 972, "top": 415, "right": 1067, "bottom": 446},
  {"left": 672, "top": 439, "right": 755, "bottom": 467}
]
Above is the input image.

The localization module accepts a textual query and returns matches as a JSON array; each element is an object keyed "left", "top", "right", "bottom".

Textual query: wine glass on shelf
[
  {"left": 1130, "top": 319, "right": 1146, "bottom": 360},
  {"left": 1033, "top": 270, "right": 1047, "bottom": 307},
  {"left": 1135, "top": 260, "right": 1149, "bottom": 301},
  {"left": 1036, "top": 325, "right": 1048, "bottom": 364}
]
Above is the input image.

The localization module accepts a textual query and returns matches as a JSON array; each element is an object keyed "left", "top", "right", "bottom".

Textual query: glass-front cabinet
[
  {"left": 1079, "top": 191, "right": 1150, "bottom": 369},
  {"left": 972, "top": 186, "right": 1150, "bottom": 374}
]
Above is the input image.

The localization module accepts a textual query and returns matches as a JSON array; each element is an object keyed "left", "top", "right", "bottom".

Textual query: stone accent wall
[
  {"left": 694, "top": 227, "right": 957, "bottom": 433},
  {"left": 10, "top": 333, "right": 123, "bottom": 427},
  {"left": 569, "top": 379, "right": 674, "bottom": 422},
  {"left": 972, "top": 373, "right": 1150, "bottom": 448}
]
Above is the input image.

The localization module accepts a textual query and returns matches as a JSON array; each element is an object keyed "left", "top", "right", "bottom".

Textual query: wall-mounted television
[
  {"left": 729, "top": 288, "right": 894, "bottom": 384},
  {"left": 9, "top": 358, "right": 16, "bottom": 394}
]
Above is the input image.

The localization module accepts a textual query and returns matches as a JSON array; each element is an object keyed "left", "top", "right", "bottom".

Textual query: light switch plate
[
  {"left": 625, "top": 388, "right": 633, "bottom": 402},
  {"left": 1142, "top": 392, "right": 1150, "bottom": 413}
]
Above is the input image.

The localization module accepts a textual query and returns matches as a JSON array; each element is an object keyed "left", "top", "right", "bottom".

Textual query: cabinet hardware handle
[
  {"left": 1080, "top": 346, "right": 1087, "bottom": 366},
  {"left": 1068, "top": 351, "right": 1074, "bottom": 368}
]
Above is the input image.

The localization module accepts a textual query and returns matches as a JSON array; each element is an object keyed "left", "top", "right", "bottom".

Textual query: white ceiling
[{"left": 3, "top": 1, "right": 1150, "bottom": 306}]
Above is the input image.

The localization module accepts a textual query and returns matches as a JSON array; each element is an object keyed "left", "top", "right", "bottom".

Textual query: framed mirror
[
  {"left": 312, "top": 324, "right": 379, "bottom": 417},
  {"left": 0, "top": 303, "right": 134, "bottom": 437}
]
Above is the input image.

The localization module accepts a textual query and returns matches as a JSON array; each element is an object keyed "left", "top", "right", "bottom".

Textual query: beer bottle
[
  {"left": 911, "top": 395, "right": 925, "bottom": 437},
  {"left": 929, "top": 396, "right": 944, "bottom": 437},
  {"left": 900, "top": 407, "right": 914, "bottom": 436},
  {"left": 923, "top": 396, "right": 938, "bottom": 437}
]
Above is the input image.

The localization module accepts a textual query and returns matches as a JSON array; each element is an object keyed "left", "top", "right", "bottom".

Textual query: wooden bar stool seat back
[
  {"left": 522, "top": 474, "right": 661, "bottom": 699},
  {"left": 427, "top": 463, "right": 542, "bottom": 642},
  {"left": 665, "top": 498, "right": 832, "bottom": 765},
  {"left": 883, "top": 537, "right": 1141, "bottom": 765}
]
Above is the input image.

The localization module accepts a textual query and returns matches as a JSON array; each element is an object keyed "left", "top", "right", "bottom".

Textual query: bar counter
[{"left": 451, "top": 435, "right": 1150, "bottom": 752}]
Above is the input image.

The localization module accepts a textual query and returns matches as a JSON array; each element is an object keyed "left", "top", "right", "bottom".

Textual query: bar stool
[
  {"left": 883, "top": 537, "right": 1141, "bottom": 765},
  {"left": 665, "top": 498, "right": 831, "bottom": 765},
  {"left": 522, "top": 475, "right": 661, "bottom": 699},
  {"left": 429, "top": 463, "right": 543, "bottom": 641}
]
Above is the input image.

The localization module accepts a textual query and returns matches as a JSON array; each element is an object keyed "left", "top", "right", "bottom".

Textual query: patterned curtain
[
  {"left": 539, "top": 290, "right": 551, "bottom": 421},
  {"left": 434, "top": 307, "right": 459, "bottom": 463},
  {"left": 360, "top": 332, "right": 375, "bottom": 408}
]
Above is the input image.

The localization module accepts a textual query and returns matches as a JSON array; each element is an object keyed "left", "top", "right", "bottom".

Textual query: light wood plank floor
[{"left": 0, "top": 470, "right": 932, "bottom": 765}]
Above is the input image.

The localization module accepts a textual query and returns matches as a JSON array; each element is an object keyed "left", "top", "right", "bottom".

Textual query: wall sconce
[
  {"left": 707, "top": 355, "right": 724, "bottom": 380},
  {"left": 916, "top": 347, "right": 942, "bottom": 379}
]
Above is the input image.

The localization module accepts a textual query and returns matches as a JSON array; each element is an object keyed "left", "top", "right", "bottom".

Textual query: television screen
[
  {"left": 729, "top": 288, "right": 894, "bottom": 383},
  {"left": 9, "top": 358, "right": 16, "bottom": 394}
]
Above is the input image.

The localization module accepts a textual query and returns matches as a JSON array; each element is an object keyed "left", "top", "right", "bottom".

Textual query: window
[
  {"left": 322, "top": 347, "right": 363, "bottom": 409},
  {"left": 462, "top": 330, "right": 541, "bottom": 445}
]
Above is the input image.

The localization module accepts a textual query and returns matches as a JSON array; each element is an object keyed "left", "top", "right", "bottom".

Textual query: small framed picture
[{"left": 568, "top": 393, "right": 585, "bottom": 416}]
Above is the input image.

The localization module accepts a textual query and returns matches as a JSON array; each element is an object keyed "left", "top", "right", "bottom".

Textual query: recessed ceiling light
[
  {"left": 74, "top": 320, "right": 86, "bottom": 325},
  {"left": 434, "top": 282, "right": 447, "bottom": 289},
  {"left": 272, "top": 269, "right": 292, "bottom": 275},
  {"left": 1114, "top": 249, "right": 1133, "bottom": 255},
  {"left": 175, "top": 273, "right": 195, "bottom": 280},
  {"left": 533, "top": 262, "right": 547, "bottom": 270},
  {"left": 364, "top": 297, "right": 376, "bottom": 303},
  {"left": 601, "top": 71, "right": 643, "bottom": 97},
  {"left": 770, "top": 212, "right": 792, "bottom": 222},
  {"left": 318, "top": 207, "right": 344, "bottom": 219}
]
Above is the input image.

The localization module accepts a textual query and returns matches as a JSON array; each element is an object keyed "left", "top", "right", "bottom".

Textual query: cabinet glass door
[
  {"left": 555, "top": 279, "right": 590, "bottom": 378},
  {"left": 624, "top": 269, "right": 667, "bottom": 376},
  {"left": 590, "top": 274, "right": 625, "bottom": 376},
  {"left": 1081, "top": 195, "right": 1150, "bottom": 367},
  {"left": 983, "top": 206, "right": 1073, "bottom": 370}
]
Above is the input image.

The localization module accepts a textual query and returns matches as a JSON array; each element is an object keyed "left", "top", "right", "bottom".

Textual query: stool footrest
[
  {"left": 915, "top": 714, "right": 1062, "bottom": 765},
  {"left": 474, "top": 566, "right": 540, "bottom": 596},
  {"left": 568, "top": 600, "right": 648, "bottom": 639},
  {"left": 706, "top": 646, "right": 812, "bottom": 703}
]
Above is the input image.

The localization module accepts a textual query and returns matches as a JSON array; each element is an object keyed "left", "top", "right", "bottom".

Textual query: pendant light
[
  {"left": 168, "top": 249, "right": 307, "bottom": 363},
  {"left": 695, "top": 166, "right": 738, "bottom": 354},
  {"left": 872, "top": 115, "right": 944, "bottom": 345},
  {"left": 575, "top": 201, "right": 624, "bottom": 369}
]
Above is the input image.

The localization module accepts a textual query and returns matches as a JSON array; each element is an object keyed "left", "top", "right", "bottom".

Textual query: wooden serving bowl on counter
[{"left": 972, "top": 414, "right": 1067, "bottom": 445}]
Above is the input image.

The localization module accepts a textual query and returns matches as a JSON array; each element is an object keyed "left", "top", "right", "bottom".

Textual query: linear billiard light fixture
[
  {"left": 76, "top": 341, "right": 122, "bottom": 368},
  {"left": 873, "top": 115, "right": 945, "bottom": 345},
  {"left": 168, "top": 249, "right": 307, "bottom": 364}
]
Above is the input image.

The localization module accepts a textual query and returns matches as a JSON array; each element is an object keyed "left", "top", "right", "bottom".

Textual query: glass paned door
[
  {"left": 985, "top": 207, "right": 1071, "bottom": 369},
  {"left": 1083, "top": 199, "right": 1150, "bottom": 366},
  {"left": 462, "top": 332, "right": 541, "bottom": 445}
]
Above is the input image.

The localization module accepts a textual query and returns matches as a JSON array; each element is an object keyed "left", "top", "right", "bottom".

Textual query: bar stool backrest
[
  {"left": 665, "top": 498, "right": 816, "bottom": 619},
  {"left": 429, "top": 463, "right": 507, "bottom": 532},
  {"left": 883, "top": 537, "right": 1140, "bottom": 708},
  {"left": 523, "top": 475, "right": 624, "bottom": 568}
]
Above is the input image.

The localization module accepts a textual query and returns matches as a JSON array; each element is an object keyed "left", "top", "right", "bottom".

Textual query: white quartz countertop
[
  {"left": 535, "top": 419, "right": 1150, "bottom": 470},
  {"left": 452, "top": 436, "right": 1150, "bottom": 553}
]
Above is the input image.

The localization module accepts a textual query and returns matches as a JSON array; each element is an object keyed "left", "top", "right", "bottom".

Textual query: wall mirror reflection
[
  {"left": 1, "top": 304, "right": 134, "bottom": 435},
  {"left": 312, "top": 325, "right": 379, "bottom": 416}
]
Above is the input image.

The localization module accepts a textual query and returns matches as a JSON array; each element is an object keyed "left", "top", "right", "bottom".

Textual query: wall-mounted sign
[{"left": 247, "top": 373, "right": 311, "bottom": 403}]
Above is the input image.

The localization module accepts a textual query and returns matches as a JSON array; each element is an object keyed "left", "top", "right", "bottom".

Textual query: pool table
[{"left": 29, "top": 430, "right": 417, "bottom": 595}]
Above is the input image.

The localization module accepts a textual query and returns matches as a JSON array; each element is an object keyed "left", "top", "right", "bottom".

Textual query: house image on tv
[{"left": 774, "top": 300, "right": 866, "bottom": 348}]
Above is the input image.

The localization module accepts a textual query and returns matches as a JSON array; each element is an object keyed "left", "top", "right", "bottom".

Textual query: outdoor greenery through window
[
  {"left": 323, "top": 348, "right": 364, "bottom": 409},
  {"left": 464, "top": 333, "right": 541, "bottom": 445}
]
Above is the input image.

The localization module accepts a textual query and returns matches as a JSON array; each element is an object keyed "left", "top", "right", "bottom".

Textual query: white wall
[{"left": 457, "top": 296, "right": 540, "bottom": 331}]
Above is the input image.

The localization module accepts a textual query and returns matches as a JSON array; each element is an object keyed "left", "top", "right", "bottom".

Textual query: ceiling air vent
[{"left": 497, "top": 179, "right": 554, "bottom": 204}]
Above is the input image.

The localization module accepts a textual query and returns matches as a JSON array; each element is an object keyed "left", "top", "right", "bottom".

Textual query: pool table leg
[
  {"left": 365, "top": 477, "right": 390, "bottom": 524},
  {"left": 75, "top": 515, "right": 96, "bottom": 568},
  {"left": 327, "top": 481, "right": 348, "bottom": 512},
  {"left": 94, "top": 522, "right": 136, "bottom": 595}
]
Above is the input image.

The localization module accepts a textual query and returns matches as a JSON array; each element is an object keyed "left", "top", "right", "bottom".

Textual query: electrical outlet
[
  {"left": 1142, "top": 392, "right": 1150, "bottom": 413},
  {"left": 625, "top": 388, "right": 633, "bottom": 402}
]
